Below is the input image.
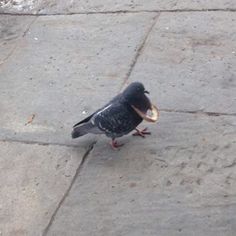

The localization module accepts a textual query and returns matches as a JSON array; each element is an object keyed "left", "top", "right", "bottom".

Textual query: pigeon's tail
[{"left": 71, "top": 122, "right": 94, "bottom": 139}]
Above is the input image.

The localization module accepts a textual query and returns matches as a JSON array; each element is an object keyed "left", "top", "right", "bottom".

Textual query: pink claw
[{"left": 132, "top": 127, "right": 151, "bottom": 138}]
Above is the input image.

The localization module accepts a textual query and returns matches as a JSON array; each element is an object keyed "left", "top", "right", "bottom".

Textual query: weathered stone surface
[
  {"left": 0, "top": 141, "right": 85, "bottom": 235},
  {"left": 0, "top": 0, "right": 41, "bottom": 14},
  {"left": 1, "top": 0, "right": 236, "bottom": 14},
  {"left": 0, "top": 13, "right": 156, "bottom": 145},
  {"left": 39, "top": 0, "right": 236, "bottom": 14},
  {"left": 0, "top": 16, "right": 35, "bottom": 64},
  {"left": 46, "top": 112, "right": 236, "bottom": 236},
  {"left": 129, "top": 12, "right": 236, "bottom": 114},
  {"left": 1, "top": 2, "right": 236, "bottom": 236}
]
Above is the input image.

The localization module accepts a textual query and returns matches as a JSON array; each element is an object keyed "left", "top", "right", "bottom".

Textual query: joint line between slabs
[
  {"left": 160, "top": 109, "right": 236, "bottom": 117},
  {"left": 0, "top": 8, "right": 236, "bottom": 16},
  {"left": 0, "top": 138, "right": 80, "bottom": 147},
  {"left": 120, "top": 13, "right": 160, "bottom": 91},
  {"left": 42, "top": 140, "right": 97, "bottom": 236}
]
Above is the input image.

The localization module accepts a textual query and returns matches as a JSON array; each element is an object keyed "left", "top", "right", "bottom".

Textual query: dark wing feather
[{"left": 73, "top": 113, "right": 95, "bottom": 128}]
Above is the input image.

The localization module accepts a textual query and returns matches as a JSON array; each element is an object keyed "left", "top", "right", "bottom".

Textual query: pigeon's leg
[
  {"left": 132, "top": 127, "right": 151, "bottom": 138},
  {"left": 110, "top": 139, "right": 124, "bottom": 149}
]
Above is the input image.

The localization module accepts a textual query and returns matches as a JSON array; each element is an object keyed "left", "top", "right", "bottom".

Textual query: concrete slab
[
  {"left": 0, "top": 15, "right": 35, "bottom": 64},
  {"left": 129, "top": 12, "right": 236, "bottom": 114},
  {"left": 0, "top": 13, "right": 156, "bottom": 145},
  {"left": 1, "top": 0, "right": 236, "bottom": 14},
  {"left": 39, "top": 0, "right": 236, "bottom": 14},
  {"left": 46, "top": 112, "right": 236, "bottom": 236},
  {"left": 0, "top": 141, "right": 86, "bottom": 235}
]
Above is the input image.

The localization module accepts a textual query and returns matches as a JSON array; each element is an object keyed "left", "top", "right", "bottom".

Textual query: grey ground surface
[{"left": 0, "top": 1, "right": 236, "bottom": 236}]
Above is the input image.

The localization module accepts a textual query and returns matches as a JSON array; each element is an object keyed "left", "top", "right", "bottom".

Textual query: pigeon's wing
[
  {"left": 73, "top": 94, "right": 122, "bottom": 128},
  {"left": 72, "top": 111, "right": 103, "bottom": 138},
  {"left": 72, "top": 119, "right": 103, "bottom": 138},
  {"left": 92, "top": 102, "right": 141, "bottom": 137}
]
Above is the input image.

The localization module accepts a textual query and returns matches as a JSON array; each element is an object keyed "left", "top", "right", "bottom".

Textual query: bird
[{"left": 71, "top": 82, "right": 158, "bottom": 149}]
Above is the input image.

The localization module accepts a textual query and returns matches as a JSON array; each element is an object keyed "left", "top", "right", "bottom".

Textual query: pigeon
[{"left": 72, "top": 82, "right": 157, "bottom": 149}]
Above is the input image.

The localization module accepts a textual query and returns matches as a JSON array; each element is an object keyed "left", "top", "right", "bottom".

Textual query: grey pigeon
[{"left": 72, "top": 82, "right": 152, "bottom": 148}]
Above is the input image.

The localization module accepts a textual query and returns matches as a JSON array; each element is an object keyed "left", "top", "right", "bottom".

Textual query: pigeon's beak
[
  {"left": 144, "top": 90, "right": 149, "bottom": 94},
  {"left": 131, "top": 104, "right": 159, "bottom": 123}
]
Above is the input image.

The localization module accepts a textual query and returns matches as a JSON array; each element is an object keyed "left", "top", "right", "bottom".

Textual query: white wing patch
[
  {"left": 91, "top": 104, "right": 112, "bottom": 125},
  {"left": 96, "top": 104, "right": 112, "bottom": 115}
]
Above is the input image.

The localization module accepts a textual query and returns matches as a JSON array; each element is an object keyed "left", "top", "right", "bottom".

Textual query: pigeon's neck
[{"left": 124, "top": 95, "right": 151, "bottom": 112}]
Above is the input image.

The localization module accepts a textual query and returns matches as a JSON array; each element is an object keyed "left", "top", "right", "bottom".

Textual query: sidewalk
[{"left": 0, "top": 1, "right": 236, "bottom": 235}]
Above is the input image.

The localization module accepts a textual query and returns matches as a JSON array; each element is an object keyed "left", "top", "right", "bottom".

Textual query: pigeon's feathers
[
  {"left": 72, "top": 94, "right": 123, "bottom": 138},
  {"left": 72, "top": 82, "right": 151, "bottom": 140},
  {"left": 72, "top": 122, "right": 94, "bottom": 138},
  {"left": 73, "top": 113, "right": 94, "bottom": 128},
  {"left": 92, "top": 101, "right": 142, "bottom": 138}
]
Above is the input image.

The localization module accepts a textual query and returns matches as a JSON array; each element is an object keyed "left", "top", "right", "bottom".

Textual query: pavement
[{"left": 0, "top": 1, "right": 236, "bottom": 236}]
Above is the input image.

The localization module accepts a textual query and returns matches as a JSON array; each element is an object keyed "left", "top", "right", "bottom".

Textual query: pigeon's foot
[
  {"left": 132, "top": 127, "right": 151, "bottom": 138},
  {"left": 111, "top": 139, "right": 124, "bottom": 149}
]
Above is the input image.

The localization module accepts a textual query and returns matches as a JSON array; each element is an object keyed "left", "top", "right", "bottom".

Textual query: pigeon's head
[
  {"left": 122, "top": 82, "right": 151, "bottom": 109},
  {"left": 123, "top": 82, "right": 148, "bottom": 98}
]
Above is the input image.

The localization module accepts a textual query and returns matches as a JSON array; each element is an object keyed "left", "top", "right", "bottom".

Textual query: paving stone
[
  {"left": 0, "top": 13, "right": 156, "bottom": 145},
  {"left": 1, "top": 3, "right": 236, "bottom": 236},
  {"left": 129, "top": 12, "right": 236, "bottom": 114},
  {"left": 46, "top": 112, "right": 236, "bottom": 236},
  {"left": 0, "top": 141, "right": 86, "bottom": 235},
  {"left": 39, "top": 0, "right": 236, "bottom": 14},
  {"left": 1, "top": 0, "right": 236, "bottom": 14}
]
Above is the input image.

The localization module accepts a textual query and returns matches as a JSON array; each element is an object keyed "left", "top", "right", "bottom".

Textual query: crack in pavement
[
  {"left": 120, "top": 13, "right": 160, "bottom": 90},
  {"left": 1, "top": 108, "right": 235, "bottom": 149},
  {"left": 0, "top": 138, "right": 82, "bottom": 147},
  {"left": 0, "top": 16, "right": 38, "bottom": 66},
  {"left": 160, "top": 109, "right": 236, "bottom": 117},
  {"left": 22, "top": 15, "right": 38, "bottom": 37},
  {"left": 1, "top": 108, "right": 235, "bottom": 147},
  {"left": 0, "top": 8, "right": 236, "bottom": 16},
  {"left": 42, "top": 140, "right": 97, "bottom": 236},
  {"left": 0, "top": 42, "right": 18, "bottom": 66}
]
